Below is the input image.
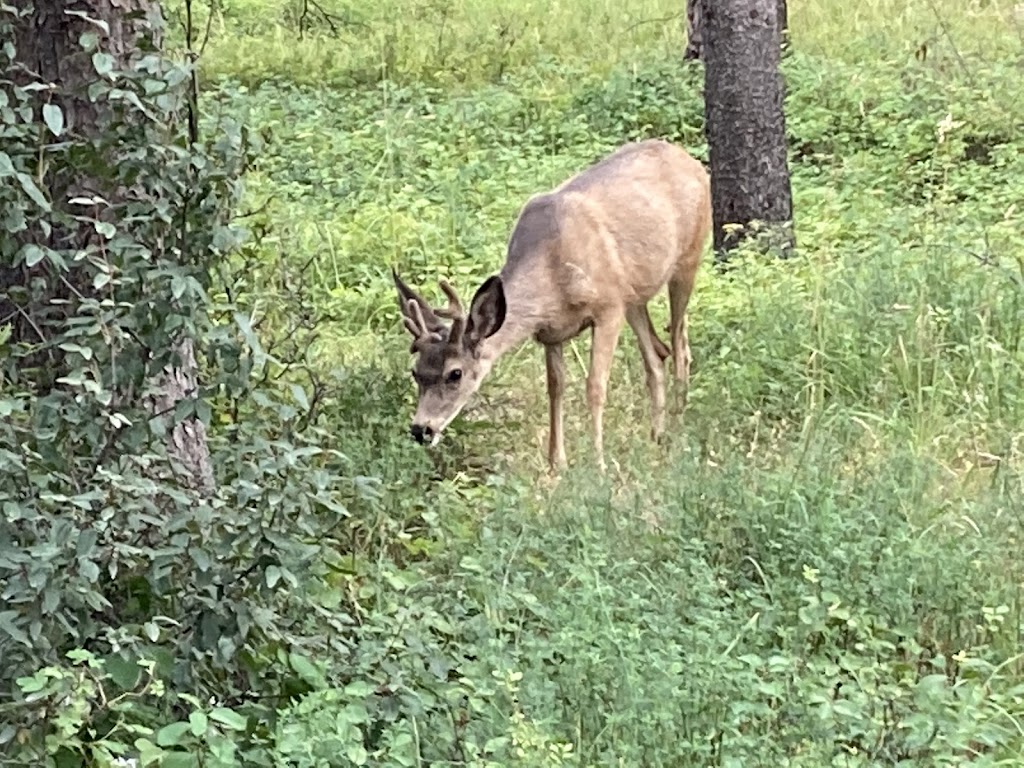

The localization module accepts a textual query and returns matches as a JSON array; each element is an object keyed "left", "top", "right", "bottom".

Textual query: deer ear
[{"left": 465, "top": 275, "right": 506, "bottom": 347}]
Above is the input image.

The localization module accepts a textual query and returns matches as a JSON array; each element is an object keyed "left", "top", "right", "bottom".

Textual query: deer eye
[{"left": 446, "top": 368, "right": 463, "bottom": 383}]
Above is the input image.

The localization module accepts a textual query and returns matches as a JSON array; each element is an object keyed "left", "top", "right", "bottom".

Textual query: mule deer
[{"left": 393, "top": 138, "right": 711, "bottom": 471}]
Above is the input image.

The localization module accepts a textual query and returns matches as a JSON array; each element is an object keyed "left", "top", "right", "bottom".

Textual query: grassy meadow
[{"left": 168, "top": 0, "right": 1024, "bottom": 763}]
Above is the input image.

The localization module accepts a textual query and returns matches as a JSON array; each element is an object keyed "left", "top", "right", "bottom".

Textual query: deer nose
[{"left": 410, "top": 424, "right": 433, "bottom": 444}]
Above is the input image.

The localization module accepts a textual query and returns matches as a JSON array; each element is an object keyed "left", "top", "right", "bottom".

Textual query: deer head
[{"left": 392, "top": 269, "right": 507, "bottom": 446}]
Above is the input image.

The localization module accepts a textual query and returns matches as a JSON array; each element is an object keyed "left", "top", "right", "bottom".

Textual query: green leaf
[
  {"left": 94, "top": 220, "right": 116, "bottom": 239},
  {"left": 483, "top": 736, "right": 510, "bottom": 754},
  {"left": 59, "top": 342, "right": 94, "bottom": 361},
  {"left": 0, "top": 151, "right": 13, "bottom": 176},
  {"left": 66, "top": 648, "right": 97, "bottom": 666},
  {"left": 93, "top": 52, "right": 115, "bottom": 77},
  {"left": 15, "top": 671, "right": 48, "bottom": 694},
  {"left": 79, "top": 30, "right": 99, "bottom": 52},
  {"left": 288, "top": 652, "right": 324, "bottom": 688},
  {"left": 195, "top": 399, "right": 211, "bottom": 424},
  {"left": 171, "top": 274, "right": 187, "bottom": 299},
  {"left": 94, "top": 271, "right": 111, "bottom": 289},
  {"left": 343, "top": 680, "right": 374, "bottom": 698},
  {"left": 56, "top": 372, "right": 85, "bottom": 388},
  {"left": 188, "top": 711, "right": 208, "bottom": 737},
  {"left": 191, "top": 547, "right": 211, "bottom": 572},
  {"left": 3, "top": 206, "right": 26, "bottom": 234},
  {"left": 0, "top": 611, "right": 30, "bottom": 647},
  {"left": 21, "top": 244, "right": 44, "bottom": 268},
  {"left": 142, "top": 622, "right": 159, "bottom": 642},
  {"left": 39, "top": 589, "right": 59, "bottom": 618},
  {"left": 65, "top": 10, "right": 110, "bottom": 35},
  {"left": 208, "top": 707, "right": 247, "bottom": 731},
  {"left": 42, "top": 103, "right": 64, "bottom": 136},
  {"left": 265, "top": 565, "right": 282, "bottom": 589},
  {"left": 76, "top": 528, "right": 97, "bottom": 557},
  {"left": 346, "top": 744, "right": 368, "bottom": 765},
  {"left": 290, "top": 384, "right": 310, "bottom": 411},
  {"left": 134, "top": 737, "right": 165, "bottom": 766},
  {"left": 79, "top": 558, "right": 100, "bottom": 582},
  {"left": 161, "top": 754, "right": 200, "bottom": 768},
  {"left": 106, "top": 654, "right": 141, "bottom": 690},
  {"left": 16, "top": 173, "right": 51, "bottom": 211},
  {"left": 156, "top": 721, "right": 192, "bottom": 747},
  {"left": 233, "top": 311, "right": 265, "bottom": 363}
]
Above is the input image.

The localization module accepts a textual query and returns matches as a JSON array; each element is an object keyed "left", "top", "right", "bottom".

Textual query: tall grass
[{"left": 172, "top": 0, "right": 1022, "bottom": 87}]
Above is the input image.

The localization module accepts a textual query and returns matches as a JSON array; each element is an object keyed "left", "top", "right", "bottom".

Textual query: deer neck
[{"left": 480, "top": 273, "right": 549, "bottom": 364}]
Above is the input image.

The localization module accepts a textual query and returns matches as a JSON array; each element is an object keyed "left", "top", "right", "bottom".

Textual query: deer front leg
[
  {"left": 545, "top": 343, "right": 567, "bottom": 471},
  {"left": 587, "top": 313, "right": 625, "bottom": 473}
]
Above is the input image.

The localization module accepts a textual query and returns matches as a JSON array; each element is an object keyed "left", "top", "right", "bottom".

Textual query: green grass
[
  {"left": 177, "top": 0, "right": 1024, "bottom": 762},
  {"left": 172, "top": 0, "right": 1023, "bottom": 87}
]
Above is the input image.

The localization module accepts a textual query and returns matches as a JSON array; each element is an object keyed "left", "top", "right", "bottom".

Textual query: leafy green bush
[{"left": 0, "top": 6, "right": 418, "bottom": 766}]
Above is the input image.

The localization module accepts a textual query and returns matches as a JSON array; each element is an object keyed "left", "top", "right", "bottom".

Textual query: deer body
[{"left": 394, "top": 139, "right": 711, "bottom": 471}]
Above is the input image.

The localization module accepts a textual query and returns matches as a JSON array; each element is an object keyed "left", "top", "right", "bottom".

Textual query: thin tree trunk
[
  {"left": 701, "top": 0, "right": 795, "bottom": 260},
  {"left": 778, "top": 0, "right": 790, "bottom": 50},
  {"left": 9, "top": 0, "right": 214, "bottom": 494},
  {"left": 684, "top": 0, "right": 703, "bottom": 60},
  {"left": 151, "top": 339, "right": 215, "bottom": 493}
]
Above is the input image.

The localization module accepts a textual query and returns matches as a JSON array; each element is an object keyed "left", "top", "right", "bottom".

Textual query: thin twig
[
  {"left": 923, "top": 0, "right": 976, "bottom": 85},
  {"left": 624, "top": 12, "right": 683, "bottom": 36},
  {"left": 14, "top": 304, "right": 47, "bottom": 344},
  {"left": 199, "top": 0, "right": 217, "bottom": 56}
]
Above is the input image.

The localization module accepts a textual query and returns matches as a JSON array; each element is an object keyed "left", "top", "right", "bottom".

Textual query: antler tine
[
  {"left": 435, "top": 279, "right": 465, "bottom": 320},
  {"left": 402, "top": 315, "right": 423, "bottom": 338},
  {"left": 436, "top": 279, "right": 469, "bottom": 347},
  {"left": 406, "top": 299, "right": 442, "bottom": 349}
]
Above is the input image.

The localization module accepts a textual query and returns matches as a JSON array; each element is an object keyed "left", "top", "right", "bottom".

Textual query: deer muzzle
[{"left": 409, "top": 423, "right": 435, "bottom": 445}]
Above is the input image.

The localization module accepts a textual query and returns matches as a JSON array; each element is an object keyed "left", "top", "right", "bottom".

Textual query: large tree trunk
[
  {"left": 7, "top": 0, "right": 214, "bottom": 494},
  {"left": 701, "top": 0, "right": 795, "bottom": 260},
  {"left": 686, "top": 0, "right": 789, "bottom": 61}
]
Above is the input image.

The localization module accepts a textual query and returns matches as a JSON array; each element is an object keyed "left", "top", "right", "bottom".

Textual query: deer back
[{"left": 499, "top": 139, "right": 710, "bottom": 340}]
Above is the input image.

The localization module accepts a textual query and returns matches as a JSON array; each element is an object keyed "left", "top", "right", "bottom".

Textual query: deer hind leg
[
  {"left": 668, "top": 269, "right": 697, "bottom": 404},
  {"left": 626, "top": 304, "right": 668, "bottom": 442},
  {"left": 545, "top": 343, "right": 568, "bottom": 471},
  {"left": 587, "top": 312, "right": 625, "bottom": 473},
  {"left": 645, "top": 307, "right": 671, "bottom": 362}
]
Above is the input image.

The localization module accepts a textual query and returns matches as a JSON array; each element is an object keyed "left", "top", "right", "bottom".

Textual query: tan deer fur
[{"left": 393, "top": 138, "right": 711, "bottom": 471}]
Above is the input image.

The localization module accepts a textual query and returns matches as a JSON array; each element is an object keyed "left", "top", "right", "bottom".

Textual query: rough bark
[
  {"left": 684, "top": 0, "right": 703, "bottom": 61},
  {"left": 150, "top": 339, "right": 216, "bottom": 494},
  {"left": 2, "top": 3, "right": 136, "bottom": 354},
  {"left": 8, "top": 1, "right": 215, "bottom": 494},
  {"left": 686, "top": 0, "right": 788, "bottom": 61},
  {"left": 778, "top": 0, "right": 789, "bottom": 50},
  {"left": 701, "top": 0, "right": 795, "bottom": 259}
]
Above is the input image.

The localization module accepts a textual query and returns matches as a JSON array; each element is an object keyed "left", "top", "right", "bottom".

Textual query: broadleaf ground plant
[{"left": 4, "top": 0, "right": 1024, "bottom": 765}]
